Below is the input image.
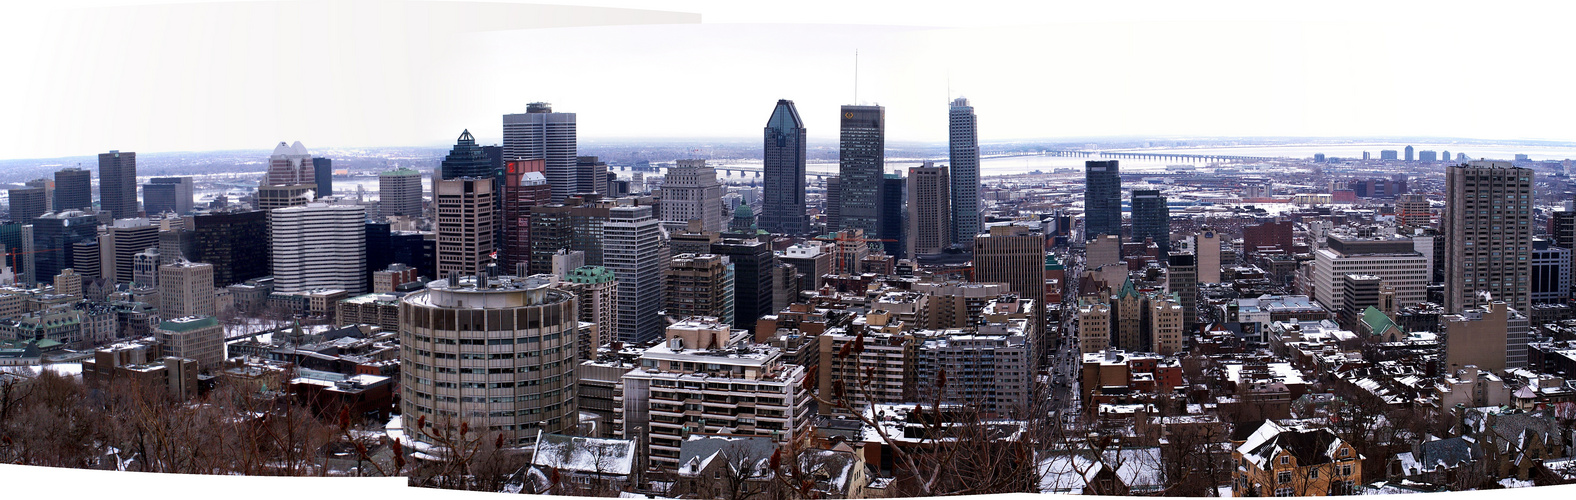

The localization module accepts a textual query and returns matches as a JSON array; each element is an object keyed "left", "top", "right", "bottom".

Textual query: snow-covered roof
[
  {"left": 1037, "top": 448, "right": 1165, "bottom": 494},
  {"left": 531, "top": 430, "right": 636, "bottom": 476}
]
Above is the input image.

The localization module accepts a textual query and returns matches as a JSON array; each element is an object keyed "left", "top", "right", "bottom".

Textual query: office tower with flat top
[
  {"left": 54, "top": 167, "right": 92, "bottom": 212},
  {"left": 1445, "top": 161, "right": 1533, "bottom": 314},
  {"left": 504, "top": 103, "right": 577, "bottom": 202},
  {"left": 99, "top": 150, "right": 139, "bottom": 219},
  {"left": 907, "top": 162, "right": 950, "bottom": 256},
  {"left": 949, "top": 97, "right": 980, "bottom": 246},
  {"left": 837, "top": 105, "right": 884, "bottom": 235},
  {"left": 1084, "top": 160, "right": 1121, "bottom": 239}
]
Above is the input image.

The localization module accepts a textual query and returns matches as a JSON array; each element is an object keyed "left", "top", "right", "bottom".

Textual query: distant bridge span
[{"left": 609, "top": 150, "right": 1288, "bottom": 178}]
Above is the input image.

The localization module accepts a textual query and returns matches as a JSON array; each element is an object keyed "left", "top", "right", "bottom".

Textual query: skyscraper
[
  {"left": 159, "top": 259, "right": 216, "bottom": 318},
  {"left": 7, "top": 188, "right": 47, "bottom": 223},
  {"left": 659, "top": 159, "right": 724, "bottom": 233},
  {"left": 907, "top": 162, "right": 950, "bottom": 257},
  {"left": 824, "top": 176, "right": 842, "bottom": 231},
  {"left": 575, "top": 156, "right": 608, "bottom": 196},
  {"left": 1130, "top": 189, "right": 1170, "bottom": 254},
  {"left": 604, "top": 205, "right": 666, "bottom": 344},
  {"left": 26, "top": 210, "right": 99, "bottom": 284},
  {"left": 142, "top": 177, "right": 194, "bottom": 216},
  {"left": 98, "top": 150, "right": 138, "bottom": 219},
  {"left": 98, "top": 218, "right": 159, "bottom": 284},
  {"left": 378, "top": 167, "right": 423, "bottom": 217},
  {"left": 664, "top": 253, "right": 736, "bottom": 326},
  {"left": 837, "top": 105, "right": 884, "bottom": 235},
  {"left": 948, "top": 97, "right": 980, "bottom": 246},
  {"left": 1197, "top": 229, "right": 1222, "bottom": 284},
  {"left": 973, "top": 223, "right": 1047, "bottom": 365},
  {"left": 880, "top": 172, "right": 905, "bottom": 258},
  {"left": 265, "top": 142, "right": 316, "bottom": 186},
  {"left": 312, "top": 157, "right": 333, "bottom": 197},
  {"left": 192, "top": 210, "right": 269, "bottom": 287},
  {"left": 503, "top": 102, "right": 577, "bottom": 202},
  {"left": 711, "top": 235, "right": 774, "bottom": 332},
  {"left": 1084, "top": 160, "right": 1121, "bottom": 239},
  {"left": 439, "top": 130, "right": 493, "bottom": 181},
  {"left": 502, "top": 159, "right": 551, "bottom": 271},
  {"left": 1445, "top": 161, "right": 1533, "bottom": 314},
  {"left": 270, "top": 203, "right": 367, "bottom": 293},
  {"left": 564, "top": 266, "right": 617, "bottom": 360},
  {"left": 434, "top": 177, "right": 496, "bottom": 277},
  {"left": 1404, "top": 145, "right": 1415, "bottom": 162},
  {"left": 53, "top": 167, "right": 92, "bottom": 212},
  {"left": 761, "top": 99, "right": 808, "bottom": 235}
]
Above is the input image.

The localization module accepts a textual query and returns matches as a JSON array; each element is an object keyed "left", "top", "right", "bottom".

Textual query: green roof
[
  {"left": 1360, "top": 306, "right": 1401, "bottom": 336},
  {"left": 568, "top": 266, "right": 616, "bottom": 284},
  {"left": 1045, "top": 254, "right": 1064, "bottom": 271},
  {"left": 1116, "top": 277, "right": 1139, "bottom": 299},
  {"left": 158, "top": 316, "right": 219, "bottom": 332},
  {"left": 380, "top": 167, "right": 421, "bottom": 176}
]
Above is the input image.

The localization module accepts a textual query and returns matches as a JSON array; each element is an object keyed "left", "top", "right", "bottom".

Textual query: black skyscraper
[
  {"left": 98, "top": 150, "right": 139, "bottom": 219},
  {"left": 1131, "top": 189, "right": 1170, "bottom": 254},
  {"left": 762, "top": 99, "right": 808, "bottom": 235},
  {"left": 366, "top": 221, "right": 393, "bottom": 286},
  {"left": 837, "top": 105, "right": 884, "bottom": 235},
  {"left": 29, "top": 212, "right": 99, "bottom": 284},
  {"left": 7, "top": 188, "right": 47, "bottom": 223},
  {"left": 312, "top": 157, "right": 333, "bottom": 197},
  {"left": 143, "top": 177, "right": 194, "bottom": 215},
  {"left": 1084, "top": 160, "right": 1122, "bottom": 239},
  {"left": 193, "top": 210, "right": 269, "bottom": 287},
  {"left": 881, "top": 172, "right": 905, "bottom": 258},
  {"left": 391, "top": 231, "right": 438, "bottom": 280},
  {"left": 440, "top": 130, "right": 495, "bottom": 180},
  {"left": 712, "top": 236, "right": 775, "bottom": 332},
  {"left": 53, "top": 168, "right": 92, "bottom": 212}
]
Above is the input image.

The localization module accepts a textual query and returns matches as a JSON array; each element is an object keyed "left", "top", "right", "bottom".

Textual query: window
[
  {"left": 1278, "top": 471, "right": 1292, "bottom": 484},
  {"left": 1341, "top": 464, "right": 1352, "bottom": 476},
  {"left": 1280, "top": 455, "right": 1290, "bottom": 465},
  {"left": 1274, "top": 488, "right": 1294, "bottom": 497},
  {"left": 1310, "top": 468, "right": 1318, "bottom": 479}
]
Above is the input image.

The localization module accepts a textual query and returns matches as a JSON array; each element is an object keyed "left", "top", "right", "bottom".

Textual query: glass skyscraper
[
  {"left": 948, "top": 98, "right": 980, "bottom": 245},
  {"left": 761, "top": 99, "right": 808, "bottom": 235},
  {"left": 1084, "top": 160, "right": 1122, "bottom": 240},
  {"left": 837, "top": 105, "right": 884, "bottom": 236}
]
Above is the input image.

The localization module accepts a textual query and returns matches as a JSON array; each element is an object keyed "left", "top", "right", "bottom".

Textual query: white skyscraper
[
  {"left": 658, "top": 159, "right": 725, "bottom": 233},
  {"left": 269, "top": 203, "right": 367, "bottom": 293},
  {"left": 604, "top": 205, "right": 667, "bottom": 344},
  {"left": 503, "top": 102, "right": 577, "bottom": 202}
]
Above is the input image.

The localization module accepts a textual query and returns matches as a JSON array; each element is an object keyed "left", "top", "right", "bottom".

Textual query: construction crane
[{"left": 2, "top": 247, "right": 62, "bottom": 275}]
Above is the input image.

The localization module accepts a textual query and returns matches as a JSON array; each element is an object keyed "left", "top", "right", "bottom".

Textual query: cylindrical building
[{"left": 400, "top": 274, "right": 579, "bottom": 449}]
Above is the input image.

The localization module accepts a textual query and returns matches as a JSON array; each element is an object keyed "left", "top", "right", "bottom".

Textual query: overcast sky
[{"left": 1, "top": 1, "right": 1573, "bottom": 160}]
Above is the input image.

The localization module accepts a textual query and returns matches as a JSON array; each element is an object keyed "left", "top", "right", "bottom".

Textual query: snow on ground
[
  {"left": 41, "top": 362, "right": 83, "bottom": 378},
  {"left": 1499, "top": 477, "right": 1536, "bottom": 489}
]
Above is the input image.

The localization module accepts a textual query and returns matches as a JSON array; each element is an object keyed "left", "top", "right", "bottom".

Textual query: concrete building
[
  {"left": 7, "top": 187, "right": 47, "bottom": 223},
  {"left": 157, "top": 315, "right": 225, "bottom": 370},
  {"left": 159, "top": 259, "right": 216, "bottom": 318},
  {"left": 1306, "top": 235, "right": 1429, "bottom": 313},
  {"left": 778, "top": 242, "right": 831, "bottom": 292},
  {"left": 399, "top": 274, "right": 580, "bottom": 448},
  {"left": 973, "top": 223, "right": 1046, "bottom": 319},
  {"left": 98, "top": 150, "right": 139, "bottom": 219},
  {"left": 1197, "top": 230, "right": 1222, "bottom": 284},
  {"left": 564, "top": 266, "right": 617, "bottom": 360},
  {"left": 575, "top": 156, "right": 609, "bottom": 197},
  {"left": 1150, "top": 294, "right": 1184, "bottom": 356},
  {"left": 1087, "top": 233, "right": 1122, "bottom": 270},
  {"left": 378, "top": 167, "right": 424, "bottom": 218},
  {"left": 761, "top": 99, "right": 809, "bottom": 235},
  {"left": 270, "top": 203, "right": 367, "bottom": 294},
  {"left": 435, "top": 177, "right": 496, "bottom": 277},
  {"left": 1077, "top": 300, "right": 1112, "bottom": 354},
  {"left": 659, "top": 159, "right": 724, "bottom": 233},
  {"left": 99, "top": 218, "right": 160, "bottom": 285},
  {"left": 711, "top": 236, "right": 775, "bottom": 333},
  {"left": 1444, "top": 301, "right": 1528, "bottom": 373},
  {"left": 1167, "top": 252, "right": 1198, "bottom": 329},
  {"left": 143, "top": 177, "right": 194, "bottom": 216},
  {"left": 818, "top": 329, "right": 916, "bottom": 413},
  {"left": 1395, "top": 193, "right": 1431, "bottom": 228},
  {"left": 503, "top": 102, "right": 577, "bottom": 202},
  {"left": 372, "top": 263, "right": 418, "bottom": 294},
  {"left": 604, "top": 205, "right": 667, "bottom": 344},
  {"left": 915, "top": 323, "right": 1032, "bottom": 415},
  {"left": 906, "top": 162, "right": 950, "bottom": 257},
  {"left": 948, "top": 97, "right": 981, "bottom": 246},
  {"left": 1444, "top": 161, "right": 1533, "bottom": 314},
  {"left": 664, "top": 253, "right": 735, "bottom": 326}
]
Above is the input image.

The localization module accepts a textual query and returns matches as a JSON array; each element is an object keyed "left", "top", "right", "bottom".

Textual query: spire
[
  {"left": 1117, "top": 277, "right": 1138, "bottom": 299},
  {"left": 458, "top": 129, "right": 475, "bottom": 143}
]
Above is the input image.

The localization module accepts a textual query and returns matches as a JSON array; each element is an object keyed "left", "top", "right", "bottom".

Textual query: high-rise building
[
  {"left": 1077, "top": 301, "right": 1112, "bottom": 354},
  {"left": 664, "top": 253, "right": 735, "bottom": 326},
  {"left": 53, "top": 167, "right": 92, "bottom": 212},
  {"left": 880, "top": 172, "right": 905, "bottom": 258},
  {"left": 270, "top": 203, "right": 367, "bottom": 293},
  {"left": 1242, "top": 220, "right": 1294, "bottom": 256},
  {"left": 265, "top": 142, "right": 316, "bottom": 187},
  {"left": 1396, "top": 193, "right": 1432, "bottom": 228},
  {"left": 1197, "top": 229, "right": 1222, "bottom": 284},
  {"left": 1404, "top": 145, "right": 1415, "bottom": 162},
  {"left": 575, "top": 156, "right": 608, "bottom": 196},
  {"left": 132, "top": 248, "right": 160, "bottom": 287},
  {"left": 391, "top": 230, "right": 437, "bottom": 280},
  {"left": 1418, "top": 150, "right": 1438, "bottom": 162},
  {"left": 711, "top": 235, "right": 775, "bottom": 332},
  {"left": 502, "top": 159, "right": 552, "bottom": 271},
  {"left": 1084, "top": 160, "right": 1121, "bottom": 239},
  {"left": 604, "top": 205, "right": 666, "bottom": 344},
  {"left": 761, "top": 99, "right": 808, "bottom": 235},
  {"left": 192, "top": 210, "right": 269, "bottom": 287},
  {"left": 907, "top": 162, "right": 950, "bottom": 257},
  {"left": 503, "top": 103, "right": 577, "bottom": 202},
  {"left": 1380, "top": 150, "right": 1399, "bottom": 160},
  {"left": 1130, "top": 189, "right": 1170, "bottom": 254},
  {"left": 528, "top": 201, "right": 611, "bottom": 275},
  {"left": 1531, "top": 239, "right": 1570, "bottom": 304},
  {"left": 143, "top": 177, "right": 194, "bottom": 216},
  {"left": 1149, "top": 294, "right": 1184, "bottom": 356},
  {"left": 24, "top": 178, "right": 53, "bottom": 213},
  {"left": 439, "top": 130, "right": 493, "bottom": 181},
  {"left": 7, "top": 187, "right": 47, "bottom": 223},
  {"left": 98, "top": 150, "right": 138, "bottom": 219},
  {"left": 837, "top": 105, "right": 885, "bottom": 235},
  {"left": 159, "top": 259, "right": 216, "bottom": 318},
  {"left": 157, "top": 316, "right": 225, "bottom": 370},
  {"left": 1167, "top": 252, "right": 1198, "bottom": 329},
  {"left": 399, "top": 274, "right": 580, "bottom": 448},
  {"left": 1444, "top": 161, "right": 1533, "bottom": 314},
  {"left": 26, "top": 210, "right": 99, "bottom": 284},
  {"left": 949, "top": 97, "right": 981, "bottom": 246},
  {"left": 312, "top": 157, "right": 333, "bottom": 197},
  {"left": 379, "top": 167, "right": 424, "bottom": 218},
  {"left": 823, "top": 176, "right": 841, "bottom": 232},
  {"left": 658, "top": 159, "right": 724, "bottom": 233},
  {"left": 973, "top": 223, "right": 1046, "bottom": 325},
  {"left": 435, "top": 177, "right": 496, "bottom": 277},
  {"left": 1306, "top": 235, "right": 1430, "bottom": 312},
  {"left": 1444, "top": 301, "right": 1527, "bottom": 372},
  {"left": 778, "top": 242, "right": 831, "bottom": 292},
  {"left": 98, "top": 218, "right": 160, "bottom": 284},
  {"left": 365, "top": 221, "right": 393, "bottom": 290},
  {"left": 564, "top": 265, "right": 617, "bottom": 360}
]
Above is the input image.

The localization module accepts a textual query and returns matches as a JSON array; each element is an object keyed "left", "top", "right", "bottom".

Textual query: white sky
[{"left": 1, "top": 1, "right": 1574, "bottom": 160}]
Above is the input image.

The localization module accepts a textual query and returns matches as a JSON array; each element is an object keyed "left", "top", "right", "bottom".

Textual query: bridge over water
[{"left": 608, "top": 150, "right": 1287, "bottom": 178}]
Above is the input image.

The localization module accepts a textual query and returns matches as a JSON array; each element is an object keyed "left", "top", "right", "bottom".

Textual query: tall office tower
[
  {"left": 837, "top": 105, "right": 885, "bottom": 235},
  {"left": 880, "top": 172, "right": 905, "bottom": 258},
  {"left": 434, "top": 177, "right": 496, "bottom": 277},
  {"left": 365, "top": 221, "right": 393, "bottom": 289},
  {"left": 604, "top": 205, "right": 666, "bottom": 344},
  {"left": 378, "top": 167, "right": 424, "bottom": 217},
  {"left": 270, "top": 203, "right": 367, "bottom": 294},
  {"left": 53, "top": 167, "right": 92, "bottom": 212},
  {"left": 399, "top": 274, "right": 580, "bottom": 448},
  {"left": 1444, "top": 301, "right": 1527, "bottom": 372},
  {"left": 391, "top": 230, "right": 438, "bottom": 280},
  {"left": 312, "top": 157, "right": 333, "bottom": 197},
  {"left": 70, "top": 240, "right": 101, "bottom": 278},
  {"left": 481, "top": 145, "right": 504, "bottom": 176},
  {"left": 948, "top": 97, "right": 981, "bottom": 246},
  {"left": 1404, "top": 145, "right": 1415, "bottom": 162},
  {"left": 712, "top": 235, "right": 775, "bottom": 332},
  {"left": 1445, "top": 161, "right": 1533, "bottom": 314},
  {"left": 1130, "top": 189, "right": 1170, "bottom": 254},
  {"left": 1530, "top": 240, "right": 1570, "bottom": 304},
  {"left": 439, "top": 130, "right": 494, "bottom": 180},
  {"left": 824, "top": 176, "right": 842, "bottom": 231},
  {"left": 664, "top": 253, "right": 736, "bottom": 326},
  {"left": 1196, "top": 229, "right": 1222, "bottom": 284},
  {"left": 1396, "top": 193, "right": 1432, "bottom": 228},
  {"left": 907, "top": 162, "right": 950, "bottom": 256},
  {"left": 159, "top": 259, "right": 216, "bottom": 318},
  {"left": 142, "top": 177, "right": 194, "bottom": 216},
  {"left": 192, "top": 210, "right": 269, "bottom": 287},
  {"left": 0, "top": 222, "right": 21, "bottom": 276},
  {"left": 575, "top": 156, "right": 608, "bottom": 196},
  {"left": 98, "top": 150, "right": 138, "bottom": 219},
  {"left": 98, "top": 218, "right": 159, "bottom": 284},
  {"left": 1308, "top": 235, "right": 1430, "bottom": 312},
  {"left": 1551, "top": 210, "right": 1576, "bottom": 296},
  {"left": 26, "top": 210, "right": 99, "bottom": 284},
  {"left": 761, "top": 99, "right": 808, "bottom": 235},
  {"left": 659, "top": 159, "right": 724, "bottom": 233},
  {"left": 1167, "top": 252, "right": 1198, "bottom": 329},
  {"left": 265, "top": 141, "right": 316, "bottom": 186},
  {"left": 24, "top": 178, "right": 54, "bottom": 213},
  {"left": 157, "top": 316, "right": 225, "bottom": 370},
  {"left": 502, "top": 159, "right": 551, "bottom": 271},
  {"left": 564, "top": 266, "right": 617, "bottom": 360},
  {"left": 1084, "top": 160, "right": 1121, "bottom": 240},
  {"left": 528, "top": 201, "right": 612, "bottom": 275},
  {"left": 7, "top": 188, "right": 47, "bottom": 223},
  {"left": 504, "top": 102, "right": 577, "bottom": 202},
  {"left": 132, "top": 248, "right": 159, "bottom": 287},
  {"left": 974, "top": 223, "right": 1047, "bottom": 334}
]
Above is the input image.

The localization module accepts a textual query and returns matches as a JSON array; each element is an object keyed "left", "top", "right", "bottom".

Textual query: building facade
[
  {"left": 761, "top": 99, "right": 809, "bottom": 235},
  {"left": 503, "top": 103, "right": 577, "bottom": 202},
  {"left": 98, "top": 150, "right": 138, "bottom": 219},
  {"left": 949, "top": 97, "right": 981, "bottom": 246},
  {"left": 270, "top": 203, "right": 367, "bottom": 294},
  {"left": 1444, "top": 161, "right": 1533, "bottom": 314}
]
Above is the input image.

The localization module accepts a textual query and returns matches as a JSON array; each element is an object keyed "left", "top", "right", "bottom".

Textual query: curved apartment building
[{"left": 400, "top": 274, "right": 579, "bottom": 448}]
